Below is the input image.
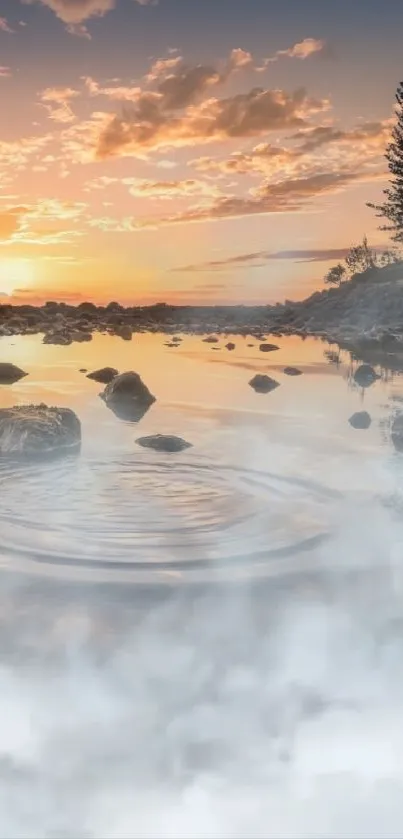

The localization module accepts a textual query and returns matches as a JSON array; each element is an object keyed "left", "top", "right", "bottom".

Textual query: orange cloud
[
  {"left": 41, "top": 86, "right": 79, "bottom": 123},
  {"left": 95, "top": 86, "right": 327, "bottom": 159}
]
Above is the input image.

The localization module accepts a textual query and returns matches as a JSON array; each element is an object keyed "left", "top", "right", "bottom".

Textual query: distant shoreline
[{"left": 2, "top": 264, "right": 403, "bottom": 356}]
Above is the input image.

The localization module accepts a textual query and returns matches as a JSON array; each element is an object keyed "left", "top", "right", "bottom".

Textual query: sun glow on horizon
[{"left": 0, "top": 259, "right": 35, "bottom": 297}]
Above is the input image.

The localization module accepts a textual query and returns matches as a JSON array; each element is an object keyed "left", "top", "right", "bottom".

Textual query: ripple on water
[{"left": 0, "top": 454, "right": 337, "bottom": 586}]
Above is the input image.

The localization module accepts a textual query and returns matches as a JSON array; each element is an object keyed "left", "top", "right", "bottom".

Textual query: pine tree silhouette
[{"left": 368, "top": 80, "right": 403, "bottom": 241}]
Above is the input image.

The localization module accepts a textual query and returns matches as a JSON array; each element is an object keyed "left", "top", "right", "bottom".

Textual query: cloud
[
  {"left": 22, "top": 0, "right": 116, "bottom": 24},
  {"left": 135, "top": 171, "right": 365, "bottom": 227},
  {"left": 95, "top": 86, "right": 328, "bottom": 159},
  {"left": 0, "top": 199, "right": 87, "bottom": 246},
  {"left": 22, "top": 0, "right": 154, "bottom": 33},
  {"left": 84, "top": 175, "right": 222, "bottom": 199},
  {"left": 288, "top": 120, "right": 392, "bottom": 153},
  {"left": 257, "top": 38, "right": 328, "bottom": 71},
  {"left": 171, "top": 248, "right": 354, "bottom": 273},
  {"left": 0, "top": 17, "right": 14, "bottom": 33},
  {"left": 0, "top": 209, "right": 25, "bottom": 240},
  {"left": 0, "top": 67, "right": 11, "bottom": 78},
  {"left": 40, "top": 87, "right": 79, "bottom": 123}
]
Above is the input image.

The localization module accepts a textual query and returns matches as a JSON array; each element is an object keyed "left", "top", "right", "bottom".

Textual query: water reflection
[{"left": 0, "top": 331, "right": 402, "bottom": 587}]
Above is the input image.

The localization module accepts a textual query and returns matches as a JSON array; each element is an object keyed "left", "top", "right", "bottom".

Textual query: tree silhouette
[{"left": 368, "top": 80, "right": 403, "bottom": 241}]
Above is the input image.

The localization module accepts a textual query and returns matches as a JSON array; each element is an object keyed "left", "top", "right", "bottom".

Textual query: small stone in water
[
  {"left": 349, "top": 411, "right": 371, "bottom": 430},
  {"left": 0, "top": 363, "right": 28, "bottom": 383},
  {"left": 259, "top": 343, "right": 279, "bottom": 353},
  {"left": 249, "top": 374, "right": 280, "bottom": 393},
  {"left": 135, "top": 434, "right": 192, "bottom": 453},
  {"left": 284, "top": 366, "right": 302, "bottom": 376},
  {"left": 87, "top": 367, "right": 118, "bottom": 384}
]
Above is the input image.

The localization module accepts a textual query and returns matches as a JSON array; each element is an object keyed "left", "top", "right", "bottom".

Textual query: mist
[{"left": 1, "top": 464, "right": 403, "bottom": 839}]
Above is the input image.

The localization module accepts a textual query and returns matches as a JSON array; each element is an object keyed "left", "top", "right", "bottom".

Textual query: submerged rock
[
  {"left": 353, "top": 364, "right": 379, "bottom": 387},
  {"left": 203, "top": 336, "right": 219, "bottom": 343},
  {"left": 100, "top": 371, "right": 156, "bottom": 422},
  {"left": 284, "top": 366, "right": 302, "bottom": 376},
  {"left": 87, "top": 367, "right": 118, "bottom": 384},
  {"left": 259, "top": 343, "right": 279, "bottom": 353},
  {"left": 0, "top": 404, "right": 81, "bottom": 458},
  {"left": 225, "top": 342, "right": 236, "bottom": 351},
  {"left": 349, "top": 411, "right": 372, "bottom": 430},
  {"left": 0, "top": 363, "right": 27, "bottom": 384},
  {"left": 135, "top": 434, "right": 192, "bottom": 453},
  {"left": 249, "top": 374, "right": 280, "bottom": 394}
]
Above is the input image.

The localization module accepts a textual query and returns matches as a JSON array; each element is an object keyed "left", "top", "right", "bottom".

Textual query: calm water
[{"left": 2, "top": 332, "right": 403, "bottom": 837}]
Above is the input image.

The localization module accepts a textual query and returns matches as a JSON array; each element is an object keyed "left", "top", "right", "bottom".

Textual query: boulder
[
  {"left": 202, "top": 336, "right": 219, "bottom": 343},
  {"left": 284, "top": 366, "right": 303, "bottom": 376},
  {"left": 259, "top": 343, "right": 279, "bottom": 353},
  {"left": 87, "top": 367, "right": 118, "bottom": 384},
  {"left": 353, "top": 364, "right": 379, "bottom": 387},
  {"left": 135, "top": 434, "right": 192, "bottom": 453},
  {"left": 225, "top": 342, "right": 236, "bottom": 351},
  {"left": 0, "top": 404, "right": 81, "bottom": 458},
  {"left": 349, "top": 411, "right": 372, "bottom": 430},
  {"left": 249, "top": 374, "right": 280, "bottom": 393},
  {"left": 100, "top": 371, "right": 156, "bottom": 422},
  {"left": 0, "top": 363, "right": 28, "bottom": 384}
]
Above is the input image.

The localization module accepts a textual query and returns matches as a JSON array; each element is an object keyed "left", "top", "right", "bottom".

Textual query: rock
[
  {"left": 202, "top": 336, "right": 219, "bottom": 343},
  {"left": 349, "top": 411, "right": 372, "bottom": 430},
  {"left": 115, "top": 325, "right": 132, "bottom": 341},
  {"left": 172, "top": 336, "right": 182, "bottom": 343},
  {"left": 70, "top": 330, "right": 92, "bottom": 343},
  {"left": 0, "top": 363, "right": 28, "bottom": 384},
  {"left": 353, "top": 364, "right": 379, "bottom": 387},
  {"left": 284, "top": 366, "right": 303, "bottom": 376},
  {"left": 225, "top": 342, "right": 236, "bottom": 351},
  {"left": 100, "top": 371, "right": 156, "bottom": 422},
  {"left": 135, "top": 434, "right": 192, "bottom": 453},
  {"left": 87, "top": 367, "right": 118, "bottom": 384},
  {"left": 392, "top": 414, "right": 403, "bottom": 452},
  {"left": 259, "top": 343, "right": 279, "bottom": 353},
  {"left": 165, "top": 342, "right": 179, "bottom": 348},
  {"left": 0, "top": 404, "right": 81, "bottom": 458},
  {"left": 79, "top": 368, "right": 88, "bottom": 373},
  {"left": 43, "top": 332, "right": 72, "bottom": 346},
  {"left": 249, "top": 374, "right": 280, "bottom": 394}
]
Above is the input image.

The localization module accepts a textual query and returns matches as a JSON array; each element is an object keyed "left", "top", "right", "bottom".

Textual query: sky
[{"left": 0, "top": 0, "right": 401, "bottom": 306}]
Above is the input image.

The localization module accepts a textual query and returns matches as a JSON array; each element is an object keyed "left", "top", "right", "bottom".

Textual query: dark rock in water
[
  {"left": 203, "top": 336, "right": 219, "bottom": 343},
  {"left": 259, "top": 343, "right": 279, "bottom": 353},
  {"left": 212, "top": 347, "right": 221, "bottom": 351},
  {"left": 225, "top": 342, "right": 236, "bottom": 350},
  {"left": 354, "top": 364, "right": 379, "bottom": 387},
  {"left": 87, "top": 367, "right": 118, "bottom": 384},
  {"left": 100, "top": 371, "right": 156, "bottom": 422},
  {"left": 0, "top": 363, "right": 27, "bottom": 384},
  {"left": 172, "top": 336, "right": 182, "bottom": 343},
  {"left": 391, "top": 414, "right": 403, "bottom": 452},
  {"left": 70, "top": 330, "right": 92, "bottom": 343},
  {"left": 284, "top": 366, "right": 303, "bottom": 376},
  {"left": 249, "top": 374, "right": 280, "bottom": 394},
  {"left": 79, "top": 368, "right": 87, "bottom": 373},
  {"left": 349, "top": 411, "right": 372, "bottom": 430},
  {"left": 0, "top": 404, "right": 81, "bottom": 458},
  {"left": 115, "top": 325, "right": 132, "bottom": 341},
  {"left": 135, "top": 434, "right": 192, "bottom": 453},
  {"left": 165, "top": 342, "right": 179, "bottom": 348},
  {"left": 43, "top": 331, "right": 72, "bottom": 346}
]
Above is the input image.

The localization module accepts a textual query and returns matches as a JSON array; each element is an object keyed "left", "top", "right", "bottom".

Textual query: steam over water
[{"left": 2, "top": 333, "right": 403, "bottom": 837}]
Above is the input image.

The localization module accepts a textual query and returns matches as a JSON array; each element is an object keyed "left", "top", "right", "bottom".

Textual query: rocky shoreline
[{"left": 2, "top": 263, "right": 403, "bottom": 349}]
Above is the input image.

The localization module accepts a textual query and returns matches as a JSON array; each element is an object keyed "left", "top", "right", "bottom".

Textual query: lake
[{"left": 1, "top": 331, "right": 403, "bottom": 838}]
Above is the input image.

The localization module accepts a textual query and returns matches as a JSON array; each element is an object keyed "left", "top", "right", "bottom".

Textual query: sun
[{"left": 0, "top": 259, "right": 35, "bottom": 297}]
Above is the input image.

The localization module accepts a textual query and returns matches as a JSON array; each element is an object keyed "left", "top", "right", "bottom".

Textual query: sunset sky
[{"left": 0, "top": 0, "right": 402, "bottom": 306}]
